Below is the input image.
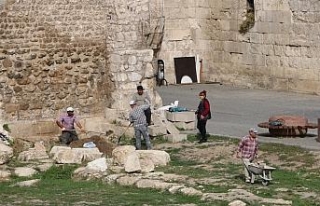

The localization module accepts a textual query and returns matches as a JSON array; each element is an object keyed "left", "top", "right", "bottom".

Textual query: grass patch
[
  {"left": 0, "top": 180, "right": 213, "bottom": 205},
  {"left": 2, "top": 134, "right": 320, "bottom": 205}
]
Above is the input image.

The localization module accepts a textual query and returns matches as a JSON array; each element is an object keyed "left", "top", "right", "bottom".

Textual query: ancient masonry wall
[
  {"left": 106, "top": 0, "right": 164, "bottom": 110},
  {"left": 0, "top": 0, "right": 113, "bottom": 121},
  {"left": 2, "top": 0, "right": 320, "bottom": 123},
  {"left": 0, "top": 0, "right": 164, "bottom": 123},
  {"left": 159, "top": 0, "right": 320, "bottom": 94}
]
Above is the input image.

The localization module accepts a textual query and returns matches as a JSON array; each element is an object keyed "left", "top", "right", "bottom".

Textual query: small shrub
[
  {"left": 3, "top": 124, "right": 11, "bottom": 133},
  {"left": 239, "top": 9, "right": 255, "bottom": 34}
]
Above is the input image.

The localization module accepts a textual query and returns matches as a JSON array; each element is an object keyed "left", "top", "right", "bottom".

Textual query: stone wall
[
  {"left": 4, "top": 0, "right": 320, "bottom": 126},
  {"left": 0, "top": 0, "right": 113, "bottom": 122},
  {"left": 157, "top": 0, "right": 198, "bottom": 84},
  {"left": 159, "top": 0, "right": 320, "bottom": 94},
  {"left": 0, "top": 0, "right": 165, "bottom": 124},
  {"left": 106, "top": 0, "right": 164, "bottom": 110}
]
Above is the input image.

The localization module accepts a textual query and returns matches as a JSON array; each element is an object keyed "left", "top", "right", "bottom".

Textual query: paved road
[{"left": 156, "top": 84, "right": 320, "bottom": 151}]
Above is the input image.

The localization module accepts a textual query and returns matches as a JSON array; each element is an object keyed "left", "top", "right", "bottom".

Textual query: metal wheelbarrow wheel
[{"left": 261, "top": 179, "right": 269, "bottom": 186}]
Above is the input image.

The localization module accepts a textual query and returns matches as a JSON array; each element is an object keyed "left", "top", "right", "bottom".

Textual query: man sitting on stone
[
  {"left": 132, "top": 85, "right": 152, "bottom": 125},
  {"left": 56, "top": 106, "right": 85, "bottom": 145}
]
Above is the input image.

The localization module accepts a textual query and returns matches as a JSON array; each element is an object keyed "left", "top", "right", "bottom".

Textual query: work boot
[{"left": 198, "top": 138, "right": 207, "bottom": 144}]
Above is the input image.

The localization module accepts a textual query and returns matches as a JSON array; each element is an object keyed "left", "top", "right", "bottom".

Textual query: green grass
[
  {"left": 1, "top": 134, "right": 320, "bottom": 205},
  {"left": 0, "top": 165, "right": 219, "bottom": 205},
  {"left": 0, "top": 180, "right": 213, "bottom": 205}
]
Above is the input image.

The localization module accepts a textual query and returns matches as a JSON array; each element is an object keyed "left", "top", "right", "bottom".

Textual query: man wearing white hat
[
  {"left": 56, "top": 106, "right": 85, "bottom": 145},
  {"left": 129, "top": 100, "right": 152, "bottom": 150},
  {"left": 132, "top": 85, "right": 152, "bottom": 125},
  {"left": 236, "top": 128, "right": 259, "bottom": 183}
]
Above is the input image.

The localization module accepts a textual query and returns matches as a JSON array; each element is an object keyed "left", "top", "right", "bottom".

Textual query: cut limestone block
[
  {"left": 171, "top": 121, "right": 195, "bottom": 130},
  {"left": 148, "top": 125, "right": 167, "bottom": 137},
  {"left": 165, "top": 134, "right": 188, "bottom": 143},
  {"left": 165, "top": 111, "right": 196, "bottom": 122},
  {"left": 165, "top": 122, "right": 180, "bottom": 135}
]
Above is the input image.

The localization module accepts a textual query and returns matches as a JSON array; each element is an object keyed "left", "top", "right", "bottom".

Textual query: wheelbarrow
[{"left": 247, "top": 162, "right": 276, "bottom": 186}]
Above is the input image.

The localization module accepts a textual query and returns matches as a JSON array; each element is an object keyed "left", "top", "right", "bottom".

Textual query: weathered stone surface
[
  {"left": 14, "top": 179, "right": 40, "bottom": 187},
  {"left": 171, "top": 121, "right": 195, "bottom": 130},
  {"left": 136, "top": 150, "right": 170, "bottom": 166},
  {"left": 53, "top": 148, "right": 103, "bottom": 164},
  {"left": 148, "top": 125, "right": 167, "bottom": 137},
  {"left": 165, "top": 121, "right": 181, "bottom": 135},
  {"left": 36, "top": 163, "right": 53, "bottom": 172},
  {"left": 49, "top": 146, "right": 71, "bottom": 156},
  {"left": 165, "top": 133, "right": 188, "bottom": 143},
  {"left": 0, "top": 170, "right": 11, "bottom": 179},
  {"left": 166, "top": 111, "right": 196, "bottom": 122},
  {"left": 228, "top": 200, "right": 247, "bottom": 206},
  {"left": 2, "top": 58, "right": 12, "bottom": 68},
  {"left": 103, "top": 173, "right": 126, "bottom": 184},
  {"left": 73, "top": 166, "right": 108, "bottom": 180},
  {"left": 18, "top": 149, "right": 49, "bottom": 162},
  {"left": 116, "top": 175, "right": 141, "bottom": 186},
  {"left": 124, "top": 152, "right": 141, "bottom": 173},
  {"left": 139, "top": 156, "right": 155, "bottom": 173},
  {"left": 53, "top": 149, "right": 83, "bottom": 164},
  {"left": 136, "top": 179, "right": 177, "bottom": 190},
  {"left": 0, "top": 143, "right": 13, "bottom": 165},
  {"left": 18, "top": 141, "right": 49, "bottom": 161},
  {"left": 14, "top": 167, "right": 38, "bottom": 177},
  {"left": 180, "top": 187, "right": 203, "bottom": 196},
  {"left": 86, "top": 157, "right": 108, "bottom": 172},
  {"left": 112, "top": 145, "right": 136, "bottom": 166}
]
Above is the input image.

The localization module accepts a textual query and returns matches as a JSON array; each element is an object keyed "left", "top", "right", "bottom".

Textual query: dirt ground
[
  {"left": 70, "top": 136, "right": 115, "bottom": 157},
  {"left": 154, "top": 141, "right": 320, "bottom": 171}
]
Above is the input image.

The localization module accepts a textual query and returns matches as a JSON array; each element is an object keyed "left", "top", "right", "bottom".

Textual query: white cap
[
  {"left": 249, "top": 128, "right": 258, "bottom": 133},
  {"left": 129, "top": 100, "right": 136, "bottom": 105},
  {"left": 66, "top": 107, "right": 74, "bottom": 112}
]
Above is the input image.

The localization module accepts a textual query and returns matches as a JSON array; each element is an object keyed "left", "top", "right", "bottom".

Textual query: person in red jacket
[{"left": 195, "top": 90, "right": 211, "bottom": 143}]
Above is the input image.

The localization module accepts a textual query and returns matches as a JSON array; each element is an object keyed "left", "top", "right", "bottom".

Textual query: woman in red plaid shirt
[{"left": 236, "top": 128, "right": 258, "bottom": 183}]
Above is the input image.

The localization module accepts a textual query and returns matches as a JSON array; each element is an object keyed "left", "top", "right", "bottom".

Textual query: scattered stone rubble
[
  {"left": 0, "top": 139, "right": 293, "bottom": 205},
  {"left": 0, "top": 106, "right": 294, "bottom": 205}
]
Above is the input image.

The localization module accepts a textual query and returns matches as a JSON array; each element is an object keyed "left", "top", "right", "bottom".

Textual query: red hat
[{"left": 199, "top": 90, "right": 206, "bottom": 96}]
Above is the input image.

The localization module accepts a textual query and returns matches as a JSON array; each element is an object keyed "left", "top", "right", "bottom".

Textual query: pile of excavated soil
[{"left": 70, "top": 136, "right": 115, "bottom": 157}]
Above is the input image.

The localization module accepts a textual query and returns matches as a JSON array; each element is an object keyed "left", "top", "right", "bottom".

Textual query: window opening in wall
[{"left": 239, "top": 0, "right": 255, "bottom": 34}]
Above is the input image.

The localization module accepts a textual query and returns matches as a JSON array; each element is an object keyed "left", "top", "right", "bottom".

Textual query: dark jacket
[{"left": 197, "top": 98, "right": 210, "bottom": 119}]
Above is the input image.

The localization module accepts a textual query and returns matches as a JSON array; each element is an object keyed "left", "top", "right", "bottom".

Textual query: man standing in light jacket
[{"left": 129, "top": 100, "right": 152, "bottom": 150}]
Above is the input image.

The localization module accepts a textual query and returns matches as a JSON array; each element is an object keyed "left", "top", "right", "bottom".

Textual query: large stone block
[
  {"left": 165, "top": 134, "right": 188, "bottom": 143},
  {"left": 166, "top": 29, "right": 192, "bottom": 41},
  {"left": 165, "top": 122, "right": 180, "bottom": 135},
  {"left": 53, "top": 148, "right": 103, "bottom": 164},
  {"left": 8, "top": 120, "right": 60, "bottom": 139},
  {"left": 171, "top": 121, "right": 195, "bottom": 131},
  {"left": 137, "top": 150, "right": 170, "bottom": 166},
  {"left": 148, "top": 125, "right": 167, "bottom": 137},
  {"left": 165, "top": 111, "right": 195, "bottom": 122}
]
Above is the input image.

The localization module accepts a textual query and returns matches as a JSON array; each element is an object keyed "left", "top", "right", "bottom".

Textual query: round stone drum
[{"left": 258, "top": 115, "right": 318, "bottom": 137}]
